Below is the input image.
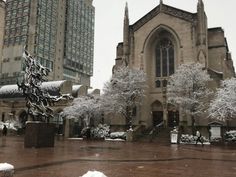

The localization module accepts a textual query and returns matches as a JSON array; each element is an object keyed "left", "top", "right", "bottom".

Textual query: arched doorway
[
  {"left": 167, "top": 104, "right": 179, "bottom": 127},
  {"left": 151, "top": 100, "right": 163, "bottom": 127}
]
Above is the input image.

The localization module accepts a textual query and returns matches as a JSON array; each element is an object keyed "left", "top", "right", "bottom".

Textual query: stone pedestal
[
  {"left": 126, "top": 129, "right": 133, "bottom": 142},
  {"left": 64, "top": 119, "right": 74, "bottom": 138},
  {"left": 24, "top": 122, "right": 55, "bottom": 148}
]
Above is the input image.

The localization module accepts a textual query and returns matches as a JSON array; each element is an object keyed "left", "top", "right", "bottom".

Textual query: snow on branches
[
  {"left": 209, "top": 78, "right": 236, "bottom": 122},
  {"left": 167, "top": 63, "right": 212, "bottom": 117},
  {"left": 63, "top": 95, "right": 102, "bottom": 128},
  {"left": 102, "top": 67, "right": 147, "bottom": 127},
  {"left": 18, "top": 49, "right": 72, "bottom": 122}
]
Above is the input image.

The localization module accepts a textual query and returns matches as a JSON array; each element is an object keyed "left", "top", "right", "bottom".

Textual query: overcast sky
[{"left": 91, "top": 0, "right": 236, "bottom": 90}]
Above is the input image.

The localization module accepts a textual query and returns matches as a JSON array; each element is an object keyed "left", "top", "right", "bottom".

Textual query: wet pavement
[{"left": 0, "top": 136, "right": 236, "bottom": 177}]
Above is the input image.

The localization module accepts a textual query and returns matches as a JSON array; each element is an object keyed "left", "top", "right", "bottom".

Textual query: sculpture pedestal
[{"left": 24, "top": 122, "right": 55, "bottom": 148}]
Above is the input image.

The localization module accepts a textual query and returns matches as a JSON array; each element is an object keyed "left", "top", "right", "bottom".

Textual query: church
[{"left": 112, "top": 0, "right": 235, "bottom": 132}]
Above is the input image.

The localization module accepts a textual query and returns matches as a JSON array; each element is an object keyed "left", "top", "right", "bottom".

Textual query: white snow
[
  {"left": 63, "top": 96, "right": 102, "bottom": 128},
  {"left": 208, "top": 68, "right": 223, "bottom": 75},
  {"left": 167, "top": 63, "right": 212, "bottom": 117},
  {"left": 109, "top": 132, "right": 126, "bottom": 140},
  {"left": 41, "top": 80, "right": 66, "bottom": 91},
  {"left": 102, "top": 66, "right": 146, "bottom": 127},
  {"left": 81, "top": 171, "right": 107, "bottom": 177},
  {"left": 209, "top": 78, "right": 236, "bottom": 121},
  {"left": 0, "top": 85, "right": 19, "bottom": 95},
  {"left": 0, "top": 80, "right": 67, "bottom": 96},
  {"left": 72, "top": 85, "right": 83, "bottom": 92},
  {"left": 0, "top": 121, "right": 19, "bottom": 131},
  {"left": 0, "top": 163, "right": 14, "bottom": 171}
]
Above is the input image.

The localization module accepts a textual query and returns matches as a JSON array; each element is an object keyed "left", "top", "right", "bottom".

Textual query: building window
[{"left": 155, "top": 38, "right": 175, "bottom": 88}]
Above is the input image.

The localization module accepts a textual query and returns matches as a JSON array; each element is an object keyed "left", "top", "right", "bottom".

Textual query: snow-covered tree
[
  {"left": 102, "top": 67, "right": 147, "bottom": 129},
  {"left": 63, "top": 95, "right": 102, "bottom": 128},
  {"left": 209, "top": 78, "right": 236, "bottom": 122},
  {"left": 167, "top": 63, "right": 212, "bottom": 128}
]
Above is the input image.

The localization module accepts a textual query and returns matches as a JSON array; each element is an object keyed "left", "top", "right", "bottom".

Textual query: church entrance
[
  {"left": 151, "top": 100, "right": 164, "bottom": 127},
  {"left": 152, "top": 111, "right": 163, "bottom": 126}
]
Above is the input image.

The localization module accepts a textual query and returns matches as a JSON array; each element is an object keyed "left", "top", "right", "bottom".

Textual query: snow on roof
[
  {"left": 41, "top": 80, "right": 66, "bottom": 92},
  {"left": 0, "top": 80, "right": 68, "bottom": 99},
  {"left": 72, "top": 85, "right": 87, "bottom": 97},
  {"left": 0, "top": 84, "right": 19, "bottom": 95},
  {"left": 0, "top": 84, "right": 22, "bottom": 99},
  {"left": 208, "top": 68, "right": 223, "bottom": 75},
  {"left": 72, "top": 85, "right": 83, "bottom": 92},
  {"left": 88, "top": 88, "right": 100, "bottom": 95}
]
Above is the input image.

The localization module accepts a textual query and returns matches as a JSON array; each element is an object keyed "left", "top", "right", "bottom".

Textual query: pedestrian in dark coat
[
  {"left": 2, "top": 125, "right": 8, "bottom": 136},
  {"left": 195, "top": 130, "right": 203, "bottom": 146}
]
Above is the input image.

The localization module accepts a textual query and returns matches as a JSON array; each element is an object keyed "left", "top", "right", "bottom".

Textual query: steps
[{"left": 137, "top": 127, "right": 173, "bottom": 144}]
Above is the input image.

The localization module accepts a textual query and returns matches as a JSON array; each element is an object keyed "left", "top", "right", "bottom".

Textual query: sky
[{"left": 91, "top": 0, "right": 236, "bottom": 90}]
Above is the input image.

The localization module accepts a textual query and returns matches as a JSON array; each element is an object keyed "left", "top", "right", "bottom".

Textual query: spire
[
  {"left": 123, "top": 2, "right": 130, "bottom": 66},
  {"left": 198, "top": 0, "right": 204, "bottom": 10},
  {"left": 125, "top": 2, "right": 129, "bottom": 19},
  {"left": 159, "top": 0, "right": 163, "bottom": 10}
]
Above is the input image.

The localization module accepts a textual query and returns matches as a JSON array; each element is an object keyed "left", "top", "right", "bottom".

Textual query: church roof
[{"left": 131, "top": 4, "right": 196, "bottom": 32}]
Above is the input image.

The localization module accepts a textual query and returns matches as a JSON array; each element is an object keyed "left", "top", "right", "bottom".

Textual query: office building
[{"left": 0, "top": 0, "right": 94, "bottom": 87}]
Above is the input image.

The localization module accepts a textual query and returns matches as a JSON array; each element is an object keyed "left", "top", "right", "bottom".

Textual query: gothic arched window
[{"left": 155, "top": 38, "right": 175, "bottom": 79}]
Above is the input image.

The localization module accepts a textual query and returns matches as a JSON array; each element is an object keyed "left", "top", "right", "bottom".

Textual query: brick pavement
[{"left": 0, "top": 136, "right": 235, "bottom": 177}]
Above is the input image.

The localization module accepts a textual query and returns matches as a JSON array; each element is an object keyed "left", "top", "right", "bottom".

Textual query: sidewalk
[{"left": 0, "top": 136, "right": 236, "bottom": 177}]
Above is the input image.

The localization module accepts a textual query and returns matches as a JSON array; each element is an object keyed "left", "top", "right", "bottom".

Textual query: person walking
[
  {"left": 2, "top": 125, "right": 8, "bottom": 136},
  {"left": 195, "top": 130, "right": 203, "bottom": 146}
]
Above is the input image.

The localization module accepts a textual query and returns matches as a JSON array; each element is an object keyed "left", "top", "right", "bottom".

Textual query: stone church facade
[{"left": 112, "top": 0, "right": 235, "bottom": 130}]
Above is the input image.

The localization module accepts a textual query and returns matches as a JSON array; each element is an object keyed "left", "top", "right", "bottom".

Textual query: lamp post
[{"left": 173, "top": 109, "right": 176, "bottom": 128}]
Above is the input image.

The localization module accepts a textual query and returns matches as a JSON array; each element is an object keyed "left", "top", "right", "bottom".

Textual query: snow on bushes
[
  {"left": 0, "top": 120, "right": 20, "bottom": 131},
  {"left": 180, "top": 134, "right": 209, "bottom": 144},
  {"left": 109, "top": 132, "right": 126, "bottom": 140},
  {"left": 91, "top": 124, "right": 110, "bottom": 139},
  {"left": 224, "top": 130, "right": 236, "bottom": 142}
]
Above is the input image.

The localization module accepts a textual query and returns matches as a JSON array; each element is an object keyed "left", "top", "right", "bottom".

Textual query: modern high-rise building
[
  {"left": 0, "top": 0, "right": 5, "bottom": 75},
  {"left": 0, "top": 0, "right": 95, "bottom": 87}
]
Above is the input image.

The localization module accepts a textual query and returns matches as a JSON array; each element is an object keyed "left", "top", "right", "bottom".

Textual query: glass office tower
[{"left": 0, "top": 0, "right": 95, "bottom": 87}]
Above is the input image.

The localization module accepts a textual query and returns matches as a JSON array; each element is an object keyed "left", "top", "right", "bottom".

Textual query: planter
[
  {"left": 170, "top": 129, "right": 178, "bottom": 144},
  {"left": 24, "top": 122, "right": 55, "bottom": 148},
  {"left": 0, "top": 163, "right": 14, "bottom": 177}
]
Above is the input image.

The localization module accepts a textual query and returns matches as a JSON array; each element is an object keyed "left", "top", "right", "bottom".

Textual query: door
[{"left": 152, "top": 111, "right": 163, "bottom": 127}]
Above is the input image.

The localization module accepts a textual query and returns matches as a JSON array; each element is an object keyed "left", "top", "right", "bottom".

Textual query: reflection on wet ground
[{"left": 0, "top": 136, "right": 235, "bottom": 177}]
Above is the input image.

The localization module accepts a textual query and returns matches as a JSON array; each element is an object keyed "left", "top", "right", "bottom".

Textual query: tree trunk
[{"left": 191, "top": 115, "right": 195, "bottom": 135}]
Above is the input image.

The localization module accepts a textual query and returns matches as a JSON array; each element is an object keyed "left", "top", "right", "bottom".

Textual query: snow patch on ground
[
  {"left": 0, "top": 163, "right": 14, "bottom": 171},
  {"left": 81, "top": 171, "right": 107, "bottom": 177}
]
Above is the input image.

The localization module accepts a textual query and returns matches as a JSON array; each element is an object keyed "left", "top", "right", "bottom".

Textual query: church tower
[
  {"left": 123, "top": 2, "right": 130, "bottom": 66},
  {"left": 196, "top": 0, "right": 208, "bottom": 67}
]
